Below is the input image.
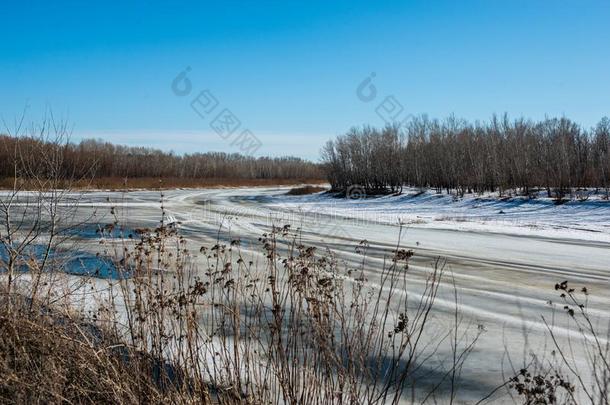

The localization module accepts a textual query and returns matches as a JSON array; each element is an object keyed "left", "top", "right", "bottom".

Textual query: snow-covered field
[
  {"left": 9, "top": 186, "right": 609, "bottom": 403},
  {"left": 266, "top": 187, "right": 610, "bottom": 243}
]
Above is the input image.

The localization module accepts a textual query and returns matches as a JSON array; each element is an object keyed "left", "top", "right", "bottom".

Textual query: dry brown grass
[
  {"left": 285, "top": 185, "right": 327, "bottom": 195},
  {"left": 0, "top": 293, "right": 208, "bottom": 404}
]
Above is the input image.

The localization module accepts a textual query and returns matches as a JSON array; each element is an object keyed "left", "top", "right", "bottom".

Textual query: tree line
[
  {"left": 0, "top": 135, "right": 322, "bottom": 184},
  {"left": 321, "top": 115, "right": 610, "bottom": 198}
]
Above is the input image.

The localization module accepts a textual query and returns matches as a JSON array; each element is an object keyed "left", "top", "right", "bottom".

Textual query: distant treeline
[
  {"left": 0, "top": 136, "right": 322, "bottom": 186},
  {"left": 322, "top": 116, "right": 610, "bottom": 197}
]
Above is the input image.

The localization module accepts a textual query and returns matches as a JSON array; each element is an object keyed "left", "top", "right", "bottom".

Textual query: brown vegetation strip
[{"left": 285, "top": 185, "right": 327, "bottom": 195}]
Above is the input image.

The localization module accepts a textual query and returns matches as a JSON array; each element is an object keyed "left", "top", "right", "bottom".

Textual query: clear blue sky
[{"left": 2, "top": 1, "right": 609, "bottom": 159}]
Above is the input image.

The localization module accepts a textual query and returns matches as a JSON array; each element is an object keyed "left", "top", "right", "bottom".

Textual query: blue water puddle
[{"left": 0, "top": 243, "right": 127, "bottom": 280}]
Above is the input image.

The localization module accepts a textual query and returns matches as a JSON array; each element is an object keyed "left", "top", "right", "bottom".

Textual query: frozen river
[{"left": 66, "top": 186, "right": 610, "bottom": 403}]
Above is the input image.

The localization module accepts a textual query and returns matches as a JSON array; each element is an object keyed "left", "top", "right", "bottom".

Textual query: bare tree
[{"left": 322, "top": 115, "right": 610, "bottom": 199}]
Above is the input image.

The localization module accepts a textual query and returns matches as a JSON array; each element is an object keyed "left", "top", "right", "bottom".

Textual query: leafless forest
[
  {"left": 0, "top": 134, "right": 322, "bottom": 186},
  {"left": 322, "top": 115, "right": 610, "bottom": 198}
]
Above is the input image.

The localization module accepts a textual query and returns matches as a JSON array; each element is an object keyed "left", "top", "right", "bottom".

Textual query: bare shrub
[
  {"left": 96, "top": 215, "right": 482, "bottom": 404},
  {"left": 508, "top": 368, "right": 575, "bottom": 404},
  {"left": 508, "top": 280, "right": 610, "bottom": 404},
  {"left": 285, "top": 185, "right": 327, "bottom": 195},
  {"left": 0, "top": 115, "right": 95, "bottom": 308}
]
